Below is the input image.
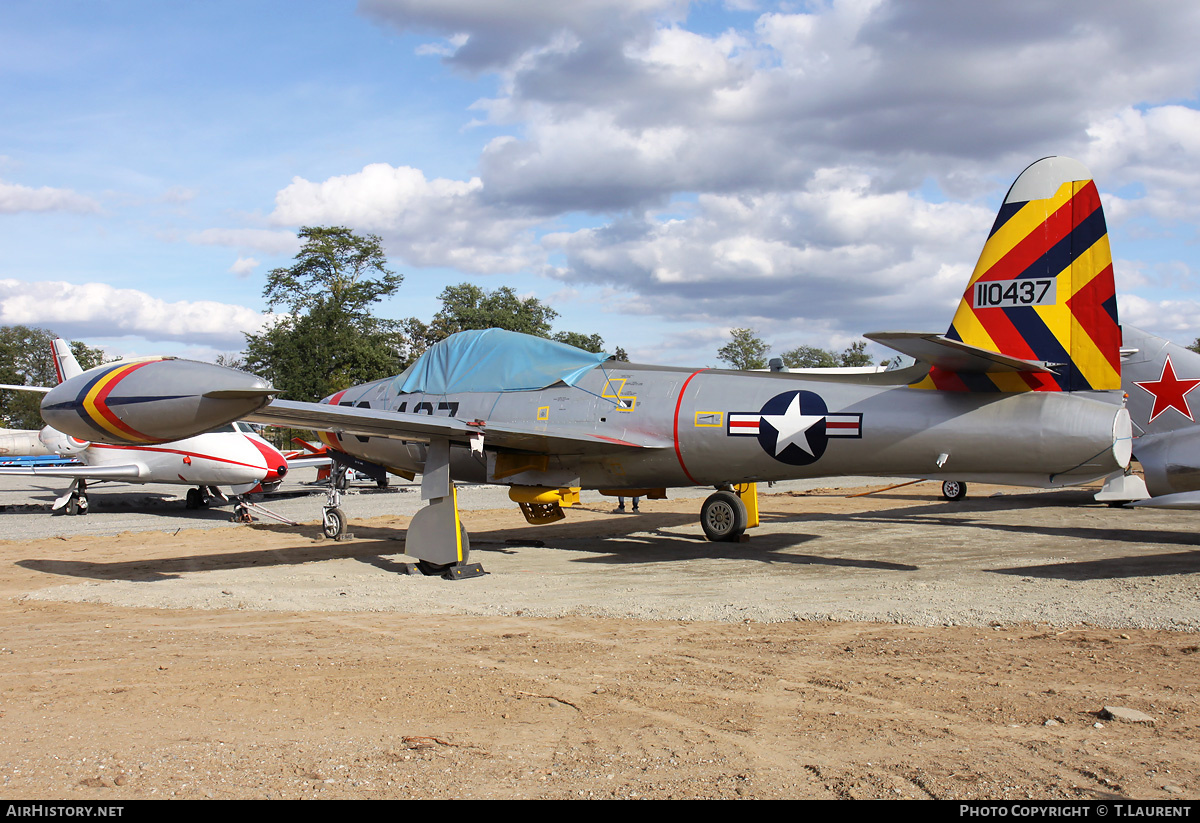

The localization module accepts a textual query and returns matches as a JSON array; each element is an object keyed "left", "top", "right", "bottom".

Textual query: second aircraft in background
[{"left": 0, "top": 338, "right": 293, "bottom": 517}]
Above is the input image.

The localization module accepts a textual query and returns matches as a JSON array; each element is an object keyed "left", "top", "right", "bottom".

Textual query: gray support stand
[{"left": 406, "top": 437, "right": 486, "bottom": 579}]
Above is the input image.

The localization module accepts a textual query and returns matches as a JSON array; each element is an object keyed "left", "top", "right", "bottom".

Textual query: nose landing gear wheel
[{"left": 322, "top": 506, "right": 346, "bottom": 539}]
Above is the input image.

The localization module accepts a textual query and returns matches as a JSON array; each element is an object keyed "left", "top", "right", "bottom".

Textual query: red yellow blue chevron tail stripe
[
  {"left": 912, "top": 157, "right": 1121, "bottom": 392},
  {"left": 75, "top": 359, "right": 169, "bottom": 443}
]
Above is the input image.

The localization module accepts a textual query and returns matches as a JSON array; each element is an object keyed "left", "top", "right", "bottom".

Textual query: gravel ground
[{"left": 2, "top": 473, "right": 1199, "bottom": 799}]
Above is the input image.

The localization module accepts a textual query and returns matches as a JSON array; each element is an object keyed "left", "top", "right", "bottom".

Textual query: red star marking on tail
[{"left": 1134, "top": 355, "right": 1200, "bottom": 422}]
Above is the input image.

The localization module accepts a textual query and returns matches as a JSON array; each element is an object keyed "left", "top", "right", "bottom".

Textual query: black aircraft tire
[
  {"left": 66, "top": 497, "right": 79, "bottom": 516},
  {"left": 322, "top": 507, "right": 346, "bottom": 539},
  {"left": 701, "top": 491, "right": 747, "bottom": 542},
  {"left": 186, "top": 488, "right": 201, "bottom": 510},
  {"left": 416, "top": 559, "right": 452, "bottom": 576},
  {"left": 941, "top": 480, "right": 967, "bottom": 501}
]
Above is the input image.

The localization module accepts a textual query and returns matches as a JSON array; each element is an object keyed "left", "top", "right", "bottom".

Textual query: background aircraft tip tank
[{"left": 40, "top": 357, "right": 276, "bottom": 445}]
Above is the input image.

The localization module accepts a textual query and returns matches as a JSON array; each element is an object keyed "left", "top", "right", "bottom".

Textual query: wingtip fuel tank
[{"left": 40, "top": 357, "right": 276, "bottom": 445}]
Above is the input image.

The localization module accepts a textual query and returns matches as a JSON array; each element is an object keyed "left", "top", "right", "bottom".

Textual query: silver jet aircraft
[
  {"left": 37, "top": 157, "right": 1133, "bottom": 577},
  {"left": 1107, "top": 326, "right": 1200, "bottom": 508}
]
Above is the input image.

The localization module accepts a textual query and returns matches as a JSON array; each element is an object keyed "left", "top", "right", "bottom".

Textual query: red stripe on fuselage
[
  {"left": 590, "top": 434, "right": 644, "bottom": 447},
  {"left": 90, "top": 442, "right": 269, "bottom": 473},
  {"left": 672, "top": 370, "right": 707, "bottom": 485}
]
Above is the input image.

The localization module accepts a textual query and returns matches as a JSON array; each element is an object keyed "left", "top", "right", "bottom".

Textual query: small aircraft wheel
[
  {"left": 376, "top": 476, "right": 390, "bottom": 490},
  {"left": 416, "top": 559, "right": 453, "bottom": 576},
  {"left": 701, "top": 490, "right": 747, "bottom": 542},
  {"left": 941, "top": 480, "right": 967, "bottom": 501},
  {"left": 185, "top": 488, "right": 201, "bottom": 510},
  {"left": 322, "top": 506, "right": 346, "bottom": 539},
  {"left": 66, "top": 496, "right": 79, "bottom": 516}
]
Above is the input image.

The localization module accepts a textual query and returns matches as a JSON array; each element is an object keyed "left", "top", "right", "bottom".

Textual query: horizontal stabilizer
[
  {"left": 0, "top": 463, "right": 147, "bottom": 480},
  {"left": 865, "top": 332, "right": 1056, "bottom": 374},
  {"left": 1128, "top": 491, "right": 1200, "bottom": 510},
  {"left": 0, "top": 384, "right": 50, "bottom": 393}
]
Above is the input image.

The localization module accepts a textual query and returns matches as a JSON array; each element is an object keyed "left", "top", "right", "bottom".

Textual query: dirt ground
[{"left": 1, "top": 482, "right": 1198, "bottom": 800}]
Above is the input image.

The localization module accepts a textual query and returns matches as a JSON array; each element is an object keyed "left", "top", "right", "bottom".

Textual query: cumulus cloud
[
  {"left": 0, "top": 279, "right": 269, "bottom": 347},
  {"left": 270, "top": 163, "right": 543, "bottom": 273},
  {"left": 335, "top": 1, "right": 1200, "bottom": 347},
  {"left": 453, "top": 0, "right": 1200, "bottom": 214},
  {"left": 545, "top": 167, "right": 993, "bottom": 336},
  {"left": 1083, "top": 106, "right": 1200, "bottom": 228},
  {"left": 359, "top": 0, "right": 682, "bottom": 71},
  {"left": 1119, "top": 293, "right": 1200, "bottom": 338},
  {"left": 188, "top": 228, "right": 301, "bottom": 256},
  {"left": 229, "top": 257, "right": 260, "bottom": 277},
  {"left": 0, "top": 180, "right": 99, "bottom": 215}
]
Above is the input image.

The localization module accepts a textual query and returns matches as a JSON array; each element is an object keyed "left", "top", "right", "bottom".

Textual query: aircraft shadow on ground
[
  {"left": 989, "top": 551, "right": 1200, "bottom": 580},
  {"left": 777, "top": 493, "right": 1200, "bottom": 580},
  {"left": 0, "top": 489, "right": 242, "bottom": 522},
  {"left": 460, "top": 512, "right": 920, "bottom": 571},
  {"left": 562, "top": 528, "right": 919, "bottom": 571},
  {"left": 17, "top": 539, "right": 406, "bottom": 583}
]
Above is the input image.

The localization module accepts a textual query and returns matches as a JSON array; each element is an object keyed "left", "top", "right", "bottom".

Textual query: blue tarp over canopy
[{"left": 396, "top": 328, "right": 610, "bottom": 395}]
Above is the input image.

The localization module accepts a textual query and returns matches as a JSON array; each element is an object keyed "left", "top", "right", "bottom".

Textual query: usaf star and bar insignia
[{"left": 728, "top": 390, "right": 862, "bottom": 466}]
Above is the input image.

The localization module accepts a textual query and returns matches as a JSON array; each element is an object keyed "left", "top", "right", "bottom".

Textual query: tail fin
[
  {"left": 924, "top": 156, "right": 1121, "bottom": 392},
  {"left": 50, "top": 339, "right": 83, "bottom": 385}
]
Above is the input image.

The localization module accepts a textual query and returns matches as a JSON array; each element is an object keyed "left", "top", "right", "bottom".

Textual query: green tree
[
  {"left": 781, "top": 345, "right": 839, "bottom": 369},
  {"left": 401, "top": 283, "right": 605, "bottom": 361},
  {"left": 1187, "top": 338, "right": 1200, "bottom": 355},
  {"left": 717, "top": 328, "right": 770, "bottom": 370},
  {"left": 552, "top": 331, "right": 605, "bottom": 353},
  {"left": 613, "top": 346, "right": 629, "bottom": 362},
  {"left": 839, "top": 340, "right": 872, "bottom": 367},
  {"left": 0, "top": 326, "right": 106, "bottom": 429},
  {"left": 245, "top": 226, "right": 403, "bottom": 401}
]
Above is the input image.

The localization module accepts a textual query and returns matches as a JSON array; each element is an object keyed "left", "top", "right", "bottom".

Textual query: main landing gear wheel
[
  {"left": 416, "top": 559, "right": 452, "bottom": 576},
  {"left": 701, "top": 490, "right": 747, "bottom": 542},
  {"left": 322, "top": 506, "right": 346, "bottom": 539},
  {"left": 941, "top": 480, "right": 967, "bottom": 501},
  {"left": 65, "top": 494, "right": 88, "bottom": 516},
  {"left": 412, "top": 524, "right": 470, "bottom": 577},
  {"left": 185, "top": 488, "right": 211, "bottom": 509}
]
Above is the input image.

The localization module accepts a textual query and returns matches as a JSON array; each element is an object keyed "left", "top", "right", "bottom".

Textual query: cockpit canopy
[{"left": 395, "top": 329, "right": 610, "bottom": 395}]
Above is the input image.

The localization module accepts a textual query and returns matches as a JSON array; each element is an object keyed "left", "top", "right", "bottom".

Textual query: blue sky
[{"left": 3, "top": 0, "right": 1200, "bottom": 366}]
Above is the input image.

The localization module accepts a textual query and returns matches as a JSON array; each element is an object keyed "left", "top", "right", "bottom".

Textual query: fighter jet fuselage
[{"left": 321, "top": 363, "right": 1130, "bottom": 492}]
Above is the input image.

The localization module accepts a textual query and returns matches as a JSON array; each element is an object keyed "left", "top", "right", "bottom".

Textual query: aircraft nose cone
[{"left": 42, "top": 358, "right": 276, "bottom": 445}]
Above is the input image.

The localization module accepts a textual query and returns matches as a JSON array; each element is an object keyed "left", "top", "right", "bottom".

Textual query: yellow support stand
[{"left": 733, "top": 482, "right": 760, "bottom": 529}]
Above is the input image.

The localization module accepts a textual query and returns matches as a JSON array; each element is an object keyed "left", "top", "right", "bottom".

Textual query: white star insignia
[{"left": 760, "top": 393, "right": 824, "bottom": 456}]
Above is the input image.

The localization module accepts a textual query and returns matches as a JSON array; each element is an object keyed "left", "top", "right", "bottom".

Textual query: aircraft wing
[
  {"left": 246, "top": 400, "right": 672, "bottom": 455},
  {"left": 864, "top": 332, "right": 1057, "bottom": 374},
  {"left": 0, "top": 463, "right": 147, "bottom": 480},
  {"left": 1128, "top": 491, "right": 1200, "bottom": 509},
  {"left": 285, "top": 455, "right": 332, "bottom": 470}
]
